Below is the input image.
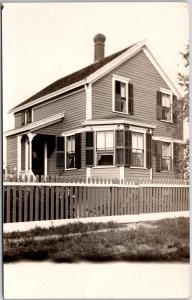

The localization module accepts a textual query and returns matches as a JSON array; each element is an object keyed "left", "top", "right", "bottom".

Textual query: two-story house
[{"left": 5, "top": 34, "right": 184, "bottom": 181}]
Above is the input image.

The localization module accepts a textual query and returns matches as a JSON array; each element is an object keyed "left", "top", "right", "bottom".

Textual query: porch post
[
  {"left": 27, "top": 133, "right": 36, "bottom": 176},
  {"left": 17, "top": 135, "right": 22, "bottom": 177},
  {"left": 44, "top": 141, "right": 47, "bottom": 177}
]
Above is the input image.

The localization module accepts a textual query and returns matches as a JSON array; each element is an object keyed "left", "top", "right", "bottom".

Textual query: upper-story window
[
  {"left": 112, "top": 75, "right": 134, "bottom": 115},
  {"left": 162, "top": 93, "right": 172, "bottom": 121},
  {"left": 157, "top": 89, "right": 174, "bottom": 122},
  {"left": 96, "top": 131, "right": 114, "bottom": 166},
  {"left": 21, "top": 108, "right": 32, "bottom": 125}
]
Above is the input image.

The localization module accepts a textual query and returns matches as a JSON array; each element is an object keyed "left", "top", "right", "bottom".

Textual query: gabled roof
[
  {"left": 10, "top": 45, "right": 133, "bottom": 112},
  {"left": 9, "top": 39, "right": 183, "bottom": 114}
]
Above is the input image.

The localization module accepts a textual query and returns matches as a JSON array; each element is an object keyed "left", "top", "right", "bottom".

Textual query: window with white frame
[
  {"left": 131, "top": 132, "right": 144, "bottom": 167},
  {"left": 162, "top": 93, "right": 172, "bottom": 122},
  {"left": 96, "top": 131, "right": 114, "bottom": 166},
  {"left": 21, "top": 108, "right": 32, "bottom": 125},
  {"left": 113, "top": 75, "right": 130, "bottom": 114},
  {"left": 115, "top": 80, "right": 127, "bottom": 113},
  {"left": 162, "top": 142, "right": 172, "bottom": 171},
  {"left": 66, "top": 135, "right": 75, "bottom": 168}
]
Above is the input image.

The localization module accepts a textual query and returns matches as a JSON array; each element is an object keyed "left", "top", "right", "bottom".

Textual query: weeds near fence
[{"left": 3, "top": 217, "right": 189, "bottom": 263}]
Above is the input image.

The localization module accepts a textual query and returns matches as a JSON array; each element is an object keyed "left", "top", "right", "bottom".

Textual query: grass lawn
[{"left": 4, "top": 217, "right": 189, "bottom": 263}]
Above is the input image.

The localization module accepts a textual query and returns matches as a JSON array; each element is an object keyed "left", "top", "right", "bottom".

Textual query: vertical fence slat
[
  {"left": 74, "top": 186, "right": 78, "bottom": 218},
  {"left": 12, "top": 176, "right": 17, "bottom": 223},
  {"left": 51, "top": 176, "right": 55, "bottom": 220},
  {"left": 29, "top": 175, "right": 34, "bottom": 221},
  {"left": 56, "top": 186, "right": 60, "bottom": 220},
  {"left": 70, "top": 187, "right": 74, "bottom": 219},
  {"left": 18, "top": 175, "right": 23, "bottom": 222},
  {"left": 65, "top": 187, "right": 69, "bottom": 219},
  {"left": 35, "top": 176, "right": 39, "bottom": 221}
]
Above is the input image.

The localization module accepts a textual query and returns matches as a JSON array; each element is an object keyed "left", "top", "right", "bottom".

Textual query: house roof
[
  {"left": 11, "top": 45, "right": 132, "bottom": 111},
  {"left": 9, "top": 39, "right": 183, "bottom": 114}
]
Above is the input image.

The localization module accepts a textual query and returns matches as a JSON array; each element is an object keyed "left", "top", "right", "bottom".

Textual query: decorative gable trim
[{"left": 5, "top": 112, "right": 65, "bottom": 137}]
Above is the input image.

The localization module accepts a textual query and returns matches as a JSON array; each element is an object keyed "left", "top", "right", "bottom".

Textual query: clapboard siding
[
  {"left": 92, "top": 50, "right": 183, "bottom": 140},
  {"left": 6, "top": 136, "right": 17, "bottom": 171},
  {"left": 124, "top": 167, "right": 150, "bottom": 179},
  {"left": 90, "top": 167, "right": 120, "bottom": 179},
  {"left": 47, "top": 132, "right": 86, "bottom": 178},
  {"left": 15, "top": 113, "right": 22, "bottom": 128},
  {"left": 33, "top": 89, "right": 86, "bottom": 132}
]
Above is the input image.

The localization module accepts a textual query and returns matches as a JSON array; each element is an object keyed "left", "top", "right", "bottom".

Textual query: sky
[{"left": 2, "top": 2, "right": 189, "bottom": 162}]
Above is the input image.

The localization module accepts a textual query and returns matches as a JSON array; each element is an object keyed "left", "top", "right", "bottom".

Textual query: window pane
[
  {"left": 162, "top": 93, "right": 171, "bottom": 108},
  {"left": 162, "top": 107, "right": 171, "bottom": 121},
  {"left": 97, "top": 154, "right": 113, "bottom": 165},
  {"left": 97, "top": 132, "right": 105, "bottom": 149},
  {"left": 121, "top": 82, "right": 126, "bottom": 98},
  {"left": 106, "top": 132, "right": 114, "bottom": 149},
  {"left": 121, "top": 99, "right": 126, "bottom": 113},
  {"left": 132, "top": 153, "right": 144, "bottom": 167},
  {"left": 137, "top": 133, "right": 144, "bottom": 150},
  {"left": 162, "top": 142, "right": 171, "bottom": 157},
  {"left": 132, "top": 133, "right": 137, "bottom": 149},
  {"left": 67, "top": 153, "right": 75, "bottom": 168},
  {"left": 67, "top": 136, "right": 75, "bottom": 153},
  {"left": 71, "top": 136, "right": 75, "bottom": 152}
]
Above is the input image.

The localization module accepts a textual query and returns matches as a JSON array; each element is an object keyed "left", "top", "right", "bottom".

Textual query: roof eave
[{"left": 9, "top": 80, "right": 86, "bottom": 114}]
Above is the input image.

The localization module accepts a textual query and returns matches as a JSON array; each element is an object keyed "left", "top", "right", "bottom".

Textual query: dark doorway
[{"left": 32, "top": 135, "right": 44, "bottom": 176}]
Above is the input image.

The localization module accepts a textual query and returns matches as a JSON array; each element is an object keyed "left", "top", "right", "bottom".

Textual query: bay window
[{"left": 131, "top": 132, "right": 144, "bottom": 167}]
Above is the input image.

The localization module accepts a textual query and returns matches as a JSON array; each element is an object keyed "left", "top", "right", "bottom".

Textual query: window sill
[
  {"left": 160, "top": 170, "right": 174, "bottom": 173},
  {"left": 92, "top": 166, "right": 116, "bottom": 169},
  {"left": 160, "top": 120, "right": 173, "bottom": 124},
  {"left": 130, "top": 166, "right": 148, "bottom": 170},
  {"left": 65, "top": 168, "right": 77, "bottom": 171},
  {"left": 112, "top": 110, "right": 129, "bottom": 116}
]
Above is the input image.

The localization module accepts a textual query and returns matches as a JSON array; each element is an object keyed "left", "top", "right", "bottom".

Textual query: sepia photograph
[{"left": 2, "top": 1, "right": 189, "bottom": 298}]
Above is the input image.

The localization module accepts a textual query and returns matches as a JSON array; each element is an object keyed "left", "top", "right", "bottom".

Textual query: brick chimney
[{"left": 93, "top": 33, "right": 106, "bottom": 62}]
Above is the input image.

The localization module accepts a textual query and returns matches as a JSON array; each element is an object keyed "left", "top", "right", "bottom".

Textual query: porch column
[
  {"left": 27, "top": 133, "right": 36, "bottom": 176},
  {"left": 17, "top": 135, "right": 22, "bottom": 177}
]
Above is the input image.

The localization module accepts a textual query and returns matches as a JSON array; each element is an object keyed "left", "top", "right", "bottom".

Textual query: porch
[{"left": 17, "top": 133, "right": 55, "bottom": 177}]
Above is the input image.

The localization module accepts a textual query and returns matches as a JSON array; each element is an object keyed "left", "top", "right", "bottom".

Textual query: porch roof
[{"left": 5, "top": 112, "right": 65, "bottom": 137}]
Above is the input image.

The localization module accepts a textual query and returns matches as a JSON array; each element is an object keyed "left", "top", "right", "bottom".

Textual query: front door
[{"left": 32, "top": 135, "right": 44, "bottom": 176}]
